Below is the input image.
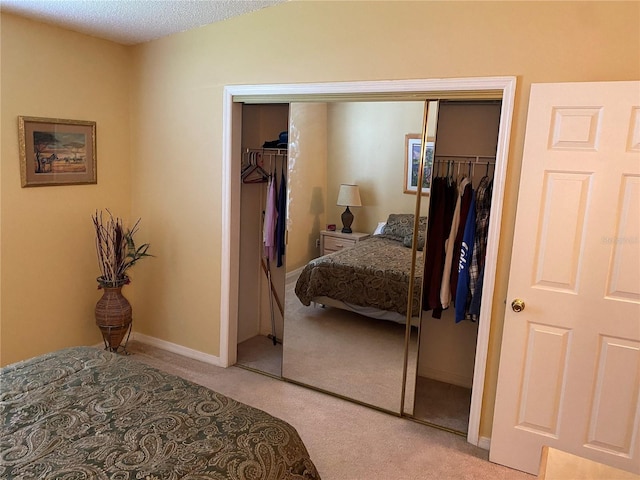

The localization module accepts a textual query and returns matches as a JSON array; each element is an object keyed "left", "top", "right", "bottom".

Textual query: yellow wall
[
  {"left": 327, "top": 101, "right": 424, "bottom": 234},
  {"left": 0, "top": 14, "right": 132, "bottom": 365},
  {"left": 1, "top": 1, "right": 638, "bottom": 439}
]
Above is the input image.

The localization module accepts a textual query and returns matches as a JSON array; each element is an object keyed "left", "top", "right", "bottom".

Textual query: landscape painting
[
  {"left": 404, "top": 134, "right": 434, "bottom": 195},
  {"left": 19, "top": 116, "right": 96, "bottom": 187}
]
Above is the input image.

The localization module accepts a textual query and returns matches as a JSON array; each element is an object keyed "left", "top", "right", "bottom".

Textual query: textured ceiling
[{"left": 0, "top": 0, "right": 286, "bottom": 45}]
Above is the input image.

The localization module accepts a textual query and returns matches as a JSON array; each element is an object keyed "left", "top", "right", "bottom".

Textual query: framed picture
[
  {"left": 18, "top": 116, "right": 96, "bottom": 187},
  {"left": 404, "top": 134, "right": 434, "bottom": 195}
]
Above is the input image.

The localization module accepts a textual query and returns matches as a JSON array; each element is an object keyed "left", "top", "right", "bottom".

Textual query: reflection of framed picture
[
  {"left": 19, "top": 116, "right": 97, "bottom": 187},
  {"left": 404, "top": 134, "right": 434, "bottom": 195}
]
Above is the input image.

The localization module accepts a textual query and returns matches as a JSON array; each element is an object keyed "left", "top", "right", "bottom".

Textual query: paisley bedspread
[
  {"left": 0, "top": 346, "right": 320, "bottom": 480},
  {"left": 295, "top": 236, "right": 423, "bottom": 317}
]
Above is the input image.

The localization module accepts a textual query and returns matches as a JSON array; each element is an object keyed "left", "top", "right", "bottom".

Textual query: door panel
[
  {"left": 607, "top": 175, "right": 640, "bottom": 301},
  {"left": 534, "top": 171, "right": 591, "bottom": 292},
  {"left": 518, "top": 323, "right": 571, "bottom": 437},
  {"left": 491, "top": 81, "right": 640, "bottom": 474},
  {"left": 588, "top": 336, "right": 640, "bottom": 455}
]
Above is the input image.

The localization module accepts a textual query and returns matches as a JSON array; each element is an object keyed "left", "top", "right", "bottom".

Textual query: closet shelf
[
  {"left": 244, "top": 147, "right": 288, "bottom": 156},
  {"left": 434, "top": 154, "right": 496, "bottom": 164}
]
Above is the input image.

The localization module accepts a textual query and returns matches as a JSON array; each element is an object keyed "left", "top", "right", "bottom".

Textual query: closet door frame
[{"left": 220, "top": 77, "right": 517, "bottom": 447}]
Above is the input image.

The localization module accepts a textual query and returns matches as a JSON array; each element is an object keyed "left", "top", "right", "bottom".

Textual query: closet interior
[
  {"left": 236, "top": 104, "right": 289, "bottom": 377},
  {"left": 235, "top": 98, "right": 502, "bottom": 435}
]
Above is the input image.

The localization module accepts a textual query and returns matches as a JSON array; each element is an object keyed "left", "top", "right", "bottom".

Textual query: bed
[
  {"left": 295, "top": 214, "right": 425, "bottom": 324},
  {"left": 0, "top": 346, "right": 320, "bottom": 480}
]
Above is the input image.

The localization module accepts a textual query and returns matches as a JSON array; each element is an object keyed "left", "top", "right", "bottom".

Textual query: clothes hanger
[
  {"left": 242, "top": 151, "right": 269, "bottom": 183},
  {"left": 447, "top": 160, "right": 455, "bottom": 187}
]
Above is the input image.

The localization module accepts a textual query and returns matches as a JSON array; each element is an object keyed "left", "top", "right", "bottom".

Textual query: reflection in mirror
[
  {"left": 410, "top": 99, "right": 503, "bottom": 433},
  {"left": 283, "top": 100, "right": 426, "bottom": 413}
]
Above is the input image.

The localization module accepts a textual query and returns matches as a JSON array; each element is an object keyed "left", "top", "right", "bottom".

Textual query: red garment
[{"left": 422, "top": 177, "right": 457, "bottom": 318}]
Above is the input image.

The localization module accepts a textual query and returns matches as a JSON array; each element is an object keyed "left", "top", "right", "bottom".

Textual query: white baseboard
[
  {"left": 132, "top": 332, "right": 224, "bottom": 367},
  {"left": 477, "top": 436, "right": 491, "bottom": 451}
]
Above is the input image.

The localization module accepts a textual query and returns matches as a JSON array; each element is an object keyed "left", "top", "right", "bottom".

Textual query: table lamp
[{"left": 336, "top": 184, "right": 362, "bottom": 233}]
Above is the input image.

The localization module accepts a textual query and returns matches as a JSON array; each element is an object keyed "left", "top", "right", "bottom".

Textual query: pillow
[
  {"left": 373, "top": 222, "right": 386, "bottom": 235},
  {"left": 380, "top": 214, "right": 427, "bottom": 243},
  {"left": 380, "top": 214, "right": 415, "bottom": 241}
]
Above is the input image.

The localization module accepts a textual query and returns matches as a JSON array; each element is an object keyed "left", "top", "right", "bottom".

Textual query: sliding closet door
[{"left": 284, "top": 100, "right": 425, "bottom": 414}]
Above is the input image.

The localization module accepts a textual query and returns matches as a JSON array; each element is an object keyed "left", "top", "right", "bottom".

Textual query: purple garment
[{"left": 263, "top": 177, "right": 277, "bottom": 260}]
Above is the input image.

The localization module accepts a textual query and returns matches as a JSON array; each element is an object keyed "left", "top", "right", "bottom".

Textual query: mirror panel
[{"left": 283, "top": 100, "right": 425, "bottom": 413}]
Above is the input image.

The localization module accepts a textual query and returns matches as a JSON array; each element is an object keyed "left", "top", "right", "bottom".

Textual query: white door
[{"left": 491, "top": 81, "right": 640, "bottom": 474}]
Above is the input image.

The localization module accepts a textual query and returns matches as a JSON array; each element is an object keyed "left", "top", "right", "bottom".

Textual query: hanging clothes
[
  {"left": 422, "top": 176, "right": 446, "bottom": 313},
  {"left": 449, "top": 180, "right": 473, "bottom": 303},
  {"left": 468, "top": 177, "right": 493, "bottom": 320},
  {"left": 455, "top": 191, "right": 476, "bottom": 323},
  {"left": 275, "top": 169, "right": 287, "bottom": 267},
  {"left": 422, "top": 172, "right": 457, "bottom": 318},
  {"left": 263, "top": 176, "right": 277, "bottom": 260},
  {"left": 440, "top": 176, "right": 471, "bottom": 310}
]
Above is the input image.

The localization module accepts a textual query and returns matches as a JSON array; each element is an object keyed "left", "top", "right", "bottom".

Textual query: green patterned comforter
[
  {"left": 295, "top": 236, "right": 423, "bottom": 317},
  {"left": 0, "top": 347, "right": 320, "bottom": 480}
]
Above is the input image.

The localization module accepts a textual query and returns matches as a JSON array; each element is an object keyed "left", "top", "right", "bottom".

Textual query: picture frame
[
  {"left": 404, "top": 133, "right": 434, "bottom": 195},
  {"left": 18, "top": 116, "right": 97, "bottom": 187}
]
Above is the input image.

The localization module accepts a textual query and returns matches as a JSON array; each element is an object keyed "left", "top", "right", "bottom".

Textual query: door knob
[{"left": 511, "top": 299, "right": 525, "bottom": 313}]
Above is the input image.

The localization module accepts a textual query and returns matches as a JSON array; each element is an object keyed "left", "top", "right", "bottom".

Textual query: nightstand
[{"left": 320, "top": 230, "right": 370, "bottom": 256}]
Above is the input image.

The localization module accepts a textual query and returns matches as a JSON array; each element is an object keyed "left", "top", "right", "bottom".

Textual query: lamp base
[{"left": 341, "top": 206, "right": 353, "bottom": 234}]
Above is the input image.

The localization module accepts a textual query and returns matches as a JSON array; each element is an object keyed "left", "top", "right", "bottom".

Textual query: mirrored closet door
[
  {"left": 232, "top": 83, "right": 510, "bottom": 436},
  {"left": 282, "top": 100, "right": 426, "bottom": 413}
]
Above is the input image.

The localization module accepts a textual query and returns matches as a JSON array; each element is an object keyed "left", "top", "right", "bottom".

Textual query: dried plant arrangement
[{"left": 92, "top": 210, "right": 152, "bottom": 288}]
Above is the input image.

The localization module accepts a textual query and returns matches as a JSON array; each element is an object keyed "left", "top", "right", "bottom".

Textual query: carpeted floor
[
  {"left": 414, "top": 376, "right": 471, "bottom": 432},
  {"left": 238, "top": 278, "right": 471, "bottom": 432},
  {"left": 125, "top": 341, "right": 534, "bottom": 480},
  {"left": 282, "top": 299, "right": 418, "bottom": 414},
  {"left": 237, "top": 334, "right": 282, "bottom": 376}
]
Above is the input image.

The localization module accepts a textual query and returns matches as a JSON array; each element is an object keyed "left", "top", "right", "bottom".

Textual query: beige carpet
[
  {"left": 414, "top": 376, "right": 471, "bottom": 433},
  {"left": 283, "top": 296, "right": 418, "bottom": 414},
  {"left": 237, "top": 334, "right": 282, "bottom": 376},
  {"left": 125, "top": 341, "right": 534, "bottom": 480},
  {"left": 238, "top": 278, "right": 474, "bottom": 432}
]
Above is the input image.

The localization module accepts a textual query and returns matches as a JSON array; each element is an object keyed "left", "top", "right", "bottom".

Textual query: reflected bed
[
  {"left": 0, "top": 346, "right": 320, "bottom": 479},
  {"left": 295, "top": 233, "right": 423, "bottom": 323}
]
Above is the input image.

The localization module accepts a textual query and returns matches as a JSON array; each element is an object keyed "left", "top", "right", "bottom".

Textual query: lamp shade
[{"left": 336, "top": 184, "right": 362, "bottom": 207}]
